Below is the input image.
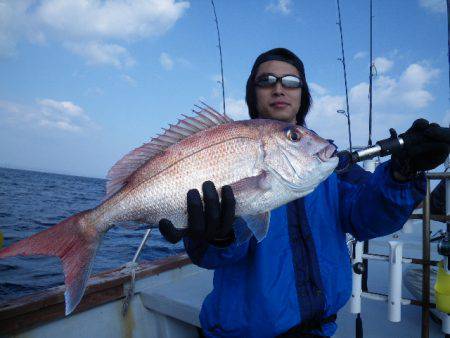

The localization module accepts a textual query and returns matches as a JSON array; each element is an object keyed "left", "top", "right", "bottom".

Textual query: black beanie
[{"left": 245, "top": 48, "right": 312, "bottom": 126}]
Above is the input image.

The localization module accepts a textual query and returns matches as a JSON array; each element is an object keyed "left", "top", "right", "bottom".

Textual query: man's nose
[{"left": 272, "top": 82, "right": 284, "bottom": 95}]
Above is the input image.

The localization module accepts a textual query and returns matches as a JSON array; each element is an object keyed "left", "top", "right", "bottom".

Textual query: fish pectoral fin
[
  {"left": 236, "top": 212, "right": 270, "bottom": 243},
  {"left": 226, "top": 172, "right": 271, "bottom": 244},
  {"left": 227, "top": 171, "right": 271, "bottom": 200},
  {"left": 233, "top": 213, "right": 270, "bottom": 244},
  {"left": 233, "top": 217, "right": 253, "bottom": 245}
]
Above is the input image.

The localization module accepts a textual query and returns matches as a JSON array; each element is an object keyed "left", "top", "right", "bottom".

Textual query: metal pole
[
  {"left": 132, "top": 228, "right": 152, "bottom": 263},
  {"left": 368, "top": 0, "right": 373, "bottom": 146},
  {"left": 122, "top": 228, "right": 152, "bottom": 316},
  {"left": 422, "top": 179, "right": 431, "bottom": 338},
  {"left": 362, "top": 159, "right": 377, "bottom": 292}
]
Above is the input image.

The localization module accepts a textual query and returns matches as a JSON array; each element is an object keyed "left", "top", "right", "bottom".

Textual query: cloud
[
  {"left": 85, "top": 87, "right": 105, "bottom": 97},
  {"left": 0, "top": 2, "right": 31, "bottom": 57},
  {"left": 419, "top": 0, "right": 446, "bottom": 13},
  {"left": 0, "top": 0, "right": 190, "bottom": 65},
  {"left": 212, "top": 74, "right": 224, "bottom": 83},
  {"left": 225, "top": 98, "right": 247, "bottom": 120},
  {"left": 307, "top": 94, "right": 348, "bottom": 145},
  {"left": 442, "top": 109, "right": 450, "bottom": 126},
  {"left": 400, "top": 63, "right": 440, "bottom": 89},
  {"left": 373, "top": 57, "right": 393, "bottom": 74},
  {"left": 36, "top": 0, "right": 190, "bottom": 40},
  {"left": 121, "top": 74, "right": 137, "bottom": 86},
  {"left": 351, "top": 63, "right": 439, "bottom": 111},
  {"left": 353, "top": 51, "right": 367, "bottom": 60},
  {"left": 65, "top": 41, "right": 135, "bottom": 68},
  {"left": 266, "top": 0, "right": 292, "bottom": 15},
  {"left": 176, "top": 57, "right": 192, "bottom": 68},
  {"left": 158, "top": 53, "right": 191, "bottom": 70},
  {"left": 160, "top": 52, "right": 174, "bottom": 70},
  {"left": 306, "top": 61, "right": 440, "bottom": 149},
  {"left": 309, "top": 83, "right": 328, "bottom": 96},
  {"left": 0, "top": 99, "right": 98, "bottom": 132}
]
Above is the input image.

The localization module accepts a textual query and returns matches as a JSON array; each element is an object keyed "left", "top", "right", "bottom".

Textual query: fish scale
[{"left": 97, "top": 133, "right": 261, "bottom": 229}]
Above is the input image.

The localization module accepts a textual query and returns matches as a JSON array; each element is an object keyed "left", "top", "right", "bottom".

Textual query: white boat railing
[{"left": 350, "top": 169, "right": 450, "bottom": 338}]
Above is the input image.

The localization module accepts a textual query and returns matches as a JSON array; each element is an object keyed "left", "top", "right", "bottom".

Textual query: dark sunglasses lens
[
  {"left": 256, "top": 75, "right": 277, "bottom": 87},
  {"left": 281, "top": 76, "right": 301, "bottom": 88}
]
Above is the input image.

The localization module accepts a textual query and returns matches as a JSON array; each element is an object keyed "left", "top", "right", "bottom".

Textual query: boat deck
[
  {"left": 0, "top": 225, "right": 447, "bottom": 337},
  {"left": 139, "top": 258, "right": 443, "bottom": 337}
]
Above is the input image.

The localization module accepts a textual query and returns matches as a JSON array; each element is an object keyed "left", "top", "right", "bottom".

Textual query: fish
[{"left": 0, "top": 103, "right": 338, "bottom": 315}]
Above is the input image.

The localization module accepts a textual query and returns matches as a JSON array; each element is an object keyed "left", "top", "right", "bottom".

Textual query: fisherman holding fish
[
  {"left": 159, "top": 48, "right": 450, "bottom": 338},
  {"left": 2, "top": 48, "right": 450, "bottom": 338}
]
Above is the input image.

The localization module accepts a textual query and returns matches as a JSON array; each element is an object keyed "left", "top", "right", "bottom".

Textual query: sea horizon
[{"left": 0, "top": 165, "right": 106, "bottom": 180}]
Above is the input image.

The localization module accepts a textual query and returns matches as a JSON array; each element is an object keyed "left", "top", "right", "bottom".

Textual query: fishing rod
[
  {"left": 335, "top": 127, "right": 421, "bottom": 173},
  {"left": 336, "top": 0, "right": 353, "bottom": 152},
  {"left": 368, "top": 0, "right": 374, "bottom": 146},
  {"left": 211, "top": 0, "right": 226, "bottom": 115}
]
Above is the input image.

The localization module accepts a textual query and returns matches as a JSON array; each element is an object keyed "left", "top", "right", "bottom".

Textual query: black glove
[
  {"left": 159, "top": 181, "right": 236, "bottom": 247},
  {"left": 391, "top": 119, "right": 450, "bottom": 181}
]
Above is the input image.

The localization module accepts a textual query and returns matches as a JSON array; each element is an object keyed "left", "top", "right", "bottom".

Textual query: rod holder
[
  {"left": 351, "top": 241, "right": 364, "bottom": 314},
  {"left": 388, "top": 240, "right": 403, "bottom": 322}
]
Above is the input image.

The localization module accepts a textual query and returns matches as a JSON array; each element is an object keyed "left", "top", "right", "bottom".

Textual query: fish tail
[{"left": 0, "top": 209, "right": 102, "bottom": 315}]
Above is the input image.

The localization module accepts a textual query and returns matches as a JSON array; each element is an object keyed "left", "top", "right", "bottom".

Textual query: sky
[{"left": 0, "top": 0, "right": 448, "bottom": 178}]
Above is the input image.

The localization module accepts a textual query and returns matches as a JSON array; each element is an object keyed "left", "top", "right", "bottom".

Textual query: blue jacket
[{"left": 184, "top": 161, "right": 425, "bottom": 337}]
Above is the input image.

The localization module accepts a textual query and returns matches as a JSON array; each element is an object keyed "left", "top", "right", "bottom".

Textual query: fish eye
[{"left": 286, "top": 128, "right": 301, "bottom": 142}]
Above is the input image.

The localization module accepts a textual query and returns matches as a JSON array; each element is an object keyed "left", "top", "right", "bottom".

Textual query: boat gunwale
[{"left": 0, "top": 253, "right": 191, "bottom": 335}]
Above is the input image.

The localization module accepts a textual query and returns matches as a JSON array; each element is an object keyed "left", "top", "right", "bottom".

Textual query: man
[{"left": 159, "top": 48, "right": 450, "bottom": 337}]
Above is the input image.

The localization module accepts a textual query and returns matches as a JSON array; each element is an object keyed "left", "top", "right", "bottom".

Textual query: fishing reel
[
  {"left": 438, "top": 234, "right": 450, "bottom": 258},
  {"left": 430, "top": 230, "right": 450, "bottom": 258}
]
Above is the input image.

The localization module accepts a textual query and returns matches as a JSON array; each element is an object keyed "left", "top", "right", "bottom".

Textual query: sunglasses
[{"left": 255, "top": 74, "right": 303, "bottom": 89}]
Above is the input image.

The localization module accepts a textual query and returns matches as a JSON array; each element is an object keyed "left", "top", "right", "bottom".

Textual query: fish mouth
[
  {"left": 315, "top": 143, "right": 338, "bottom": 162},
  {"left": 312, "top": 144, "right": 339, "bottom": 176}
]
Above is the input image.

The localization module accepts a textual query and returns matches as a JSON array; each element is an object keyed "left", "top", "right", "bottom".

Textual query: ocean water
[{"left": 0, "top": 167, "right": 184, "bottom": 302}]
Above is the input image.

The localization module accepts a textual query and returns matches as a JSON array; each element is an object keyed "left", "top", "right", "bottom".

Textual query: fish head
[{"left": 260, "top": 121, "right": 339, "bottom": 194}]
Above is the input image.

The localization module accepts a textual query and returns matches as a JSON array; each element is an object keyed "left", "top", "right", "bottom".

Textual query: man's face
[{"left": 255, "top": 60, "right": 302, "bottom": 124}]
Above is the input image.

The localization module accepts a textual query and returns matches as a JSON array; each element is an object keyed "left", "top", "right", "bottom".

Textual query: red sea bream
[{"left": 0, "top": 105, "right": 338, "bottom": 315}]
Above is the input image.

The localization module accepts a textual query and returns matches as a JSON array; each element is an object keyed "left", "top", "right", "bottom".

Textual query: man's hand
[
  {"left": 391, "top": 119, "right": 450, "bottom": 181},
  {"left": 159, "top": 181, "right": 236, "bottom": 247}
]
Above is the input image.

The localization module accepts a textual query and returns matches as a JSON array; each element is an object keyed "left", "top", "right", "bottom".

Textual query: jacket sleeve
[
  {"left": 338, "top": 160, "right": 426, "bottom": 241},
  {"left": 183, "top": 218, "right": 254, "bottom": 269}
]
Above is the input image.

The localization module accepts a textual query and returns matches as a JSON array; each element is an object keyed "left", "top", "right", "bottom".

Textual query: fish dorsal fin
[{"left": 106, "top": 103, "right": 233, "bottom": 199}]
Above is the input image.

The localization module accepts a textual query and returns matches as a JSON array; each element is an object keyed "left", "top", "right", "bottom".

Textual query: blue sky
[{"left": 0, "top": 0, "right": 448, "bottom": 178}]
